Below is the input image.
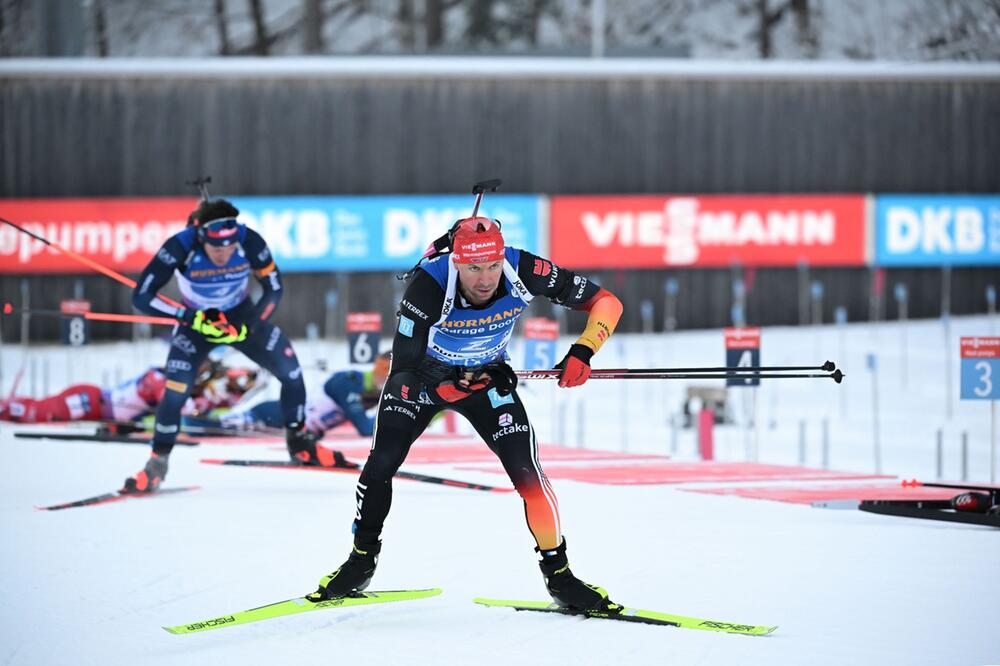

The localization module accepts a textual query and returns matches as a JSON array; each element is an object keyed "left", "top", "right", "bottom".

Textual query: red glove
[
  {"left": 430, "top": 375, "right": 490, "bottom": 404},
  {"left": 555, "top": 344, "right": 594, "bottom": 388}
]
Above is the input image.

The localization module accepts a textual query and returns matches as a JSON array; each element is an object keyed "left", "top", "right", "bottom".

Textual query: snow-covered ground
[{"left": 1, "top": 316, "right": 998, "bottom": 665}]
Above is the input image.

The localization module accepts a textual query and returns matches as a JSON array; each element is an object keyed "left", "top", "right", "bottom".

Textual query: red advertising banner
[
  {"left": 960, "top": 337, "right": 1000, "bottom": 359},
  {"left": 550, "top": 195, "right": 867, "bottom": 268},
  {"left": 724, "top": 327, "right": 761, "bottom": 350},
  {"left": 0, "top": 199, "right": 196, "bottom": 273},
  {"left": 60, "top": 300, "right": 92, "bottom": 314},
  {"left": 346, "top": 312, "right": 382, "bottom": 333},
  {"left": 523, "top": 318, "right": 559, "bottom": 341}
]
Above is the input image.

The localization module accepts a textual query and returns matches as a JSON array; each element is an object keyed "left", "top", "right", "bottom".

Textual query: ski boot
[
  {"left": 286, "top": 427, "right": 347, "bottom": 468},
  {"left": 307, "top": 540, "right": 382, "bottom": 601},
  {"left": 537, "top": 539, "right": 613, "bottom": 611},
  {"left": 121, "top": 453, "right": 169, "bottom": 494}
]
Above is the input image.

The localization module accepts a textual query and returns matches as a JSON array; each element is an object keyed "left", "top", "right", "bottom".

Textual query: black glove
[
  {"left": 386, "top": 370, "right": 426, "bottom": 404},
  {"left": 479, "top": 362, "right": 518, "bottom": 397}
]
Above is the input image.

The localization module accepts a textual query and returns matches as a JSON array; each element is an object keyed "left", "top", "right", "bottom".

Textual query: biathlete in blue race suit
[
  {"left": 218, "top": 354, "right": 390, "bottom": 438},
  {"left": 309, "top": 215, "right": 624, "bottom": 612},
  {"left": 123, "top": 198, "right": 343, "bottom": 493}
]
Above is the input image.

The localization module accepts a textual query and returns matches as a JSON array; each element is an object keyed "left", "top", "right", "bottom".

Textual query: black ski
[
  {"left": 859, "top": 501, "right": 1000, "bottom": 528},
  {"left": 36, "top": 486, "right": 201, "bottom": 511},
  {"left": 813, "top": 499, "right": 954, "bottom": 510},
  {"left": 15, "top": 431, "right": 199, "bottom": 446},
  {"left": 200, "top": 458, "right": 512, "bottom": 493}
]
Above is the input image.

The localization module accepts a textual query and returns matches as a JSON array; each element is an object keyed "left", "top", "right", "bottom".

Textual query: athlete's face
[
  {"left": 457, "top": 260, "right": 503, "bottom": 306},
  {"left": 205, "top": 243, "right": 237, "bottom": 267}
]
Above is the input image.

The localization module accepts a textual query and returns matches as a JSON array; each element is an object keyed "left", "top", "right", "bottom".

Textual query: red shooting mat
[
  {"left": 458, "top": 461, "right": 891, "bottom": 485},
  {"left": 680, "top": 483, "right": 962, "bottom": 505},
  {"left": 324, "top": 443, "right": 670, "bottom": 465}
]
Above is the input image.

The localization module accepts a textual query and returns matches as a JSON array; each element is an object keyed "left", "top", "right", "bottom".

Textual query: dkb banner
[
  {"left": 874, "top": 195, "right": 1000, "bottom": 266},
  {"left": 230, "top": 195, "right": 543, "bottom": 272}
]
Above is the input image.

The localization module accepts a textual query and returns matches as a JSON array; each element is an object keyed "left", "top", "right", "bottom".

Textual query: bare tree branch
[
  {"left": 247, "top": 0, "right": 269, "bottom": 55},
  {"left": 92, "top": 0, "right": 109, "bottom": 57},
  {"left": 303, "top": 0, "right": 324, "bottom": 53},
  {"left": 214, "top": 0, "right": 231, "bottom": 55}
]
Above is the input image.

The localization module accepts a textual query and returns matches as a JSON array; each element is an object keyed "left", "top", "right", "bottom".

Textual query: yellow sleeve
[{"left": 574, "top": 288, "right": 623, "bottom": 354}]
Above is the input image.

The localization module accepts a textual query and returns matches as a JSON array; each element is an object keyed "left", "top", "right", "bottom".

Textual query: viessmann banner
[
  {"left": 874, "top": 195, "right": 1000, "bottom": 266},
  {"left": 0, "top": 196, "right": 542, "bottom": 273},
  {"left": 549, "top": 195, "right": 867, "bottom": 268}
]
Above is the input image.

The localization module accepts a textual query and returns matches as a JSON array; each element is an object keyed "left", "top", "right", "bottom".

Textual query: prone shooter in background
[
  {"left": 201, "top": 353, "right": 390, "bottom": 440},
  {"left": 0, "top": 360, "right": 251, "bottom": 426}
]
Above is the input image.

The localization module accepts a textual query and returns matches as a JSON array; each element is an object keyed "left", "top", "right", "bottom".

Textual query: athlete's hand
[
  {"left": 386, "top": 370, "right": 425, "bottom": 404},
  {"left": 480, "top": 363, "right": 518, "bottom": 397},
  {"left": 177, "top": 307, "right": 221, "bottom": 329},
  {"left": 186, "top": 309, "right": 247, "bottom": 344},
  {"left": 429, "top": 374, "right": 491, "bottom": 404},
  {"left": 555, "top": 343, "right": 594, "bottom": 388}
]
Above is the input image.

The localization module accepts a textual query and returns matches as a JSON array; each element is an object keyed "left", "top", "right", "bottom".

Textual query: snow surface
[{"left": 2, "top": 316, "right": 999, "bottom": 665}]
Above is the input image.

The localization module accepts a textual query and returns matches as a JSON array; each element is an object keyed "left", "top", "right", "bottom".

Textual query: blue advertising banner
[
  {"left": 228, "top": 195, "right": 542, "bottom": 272},
  {"left": 875, "top": 195, "right": 1000, "bottom": 266}
]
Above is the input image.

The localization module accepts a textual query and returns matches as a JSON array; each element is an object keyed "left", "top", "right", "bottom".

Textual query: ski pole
[
  {"left": 902, "top": 479, "right": 1000, "bottom": 494},
  {"left": 0, "top": 216, "right": 183, "bottom": 310},
  {"left": 521, "top": 360, "right": 838, "bottom": 375},
  {"left": 516, "top": 369, "right": 845, "bottom": 383},
  {"left": 2, "top": 308, "right": 177, "bottom": 327}
]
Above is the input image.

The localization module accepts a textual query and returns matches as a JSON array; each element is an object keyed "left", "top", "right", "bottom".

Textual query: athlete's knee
[
  {"left": 155, "top": 383, "right": 189, "bottom": 422},
  {"left": 285, "top": 366, "right": 305, "bottom": 388},
  {"left": 511, "top": 469, "right": 547, "bottom": 497},
  {"left": 274, "top": 359, "right": 304, "bottom": 389},
  {"left": 360, "top": 452, "right": 399, "bottom": 483}
]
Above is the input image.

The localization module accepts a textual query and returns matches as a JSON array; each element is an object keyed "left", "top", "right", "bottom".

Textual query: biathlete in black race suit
[
  {"left": 123, "top": 198, "right": 344, "bottom": 493},
  {"left": 308, "top": 214, "right": 624, "bottom": 611}
]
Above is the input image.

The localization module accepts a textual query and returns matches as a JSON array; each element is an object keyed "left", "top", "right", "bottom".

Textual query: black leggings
[{"left": 353, "top": 386, "right": 562, "bottom": 550}]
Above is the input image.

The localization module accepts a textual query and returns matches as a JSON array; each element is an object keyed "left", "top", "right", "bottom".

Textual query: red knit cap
[{"left": 450, "top": 217, "right": 505, "bottom": 264}]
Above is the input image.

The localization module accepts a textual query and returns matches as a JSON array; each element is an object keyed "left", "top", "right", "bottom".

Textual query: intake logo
[{"left": 492, "top": 422, "right": 529, "bottom": 441}]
